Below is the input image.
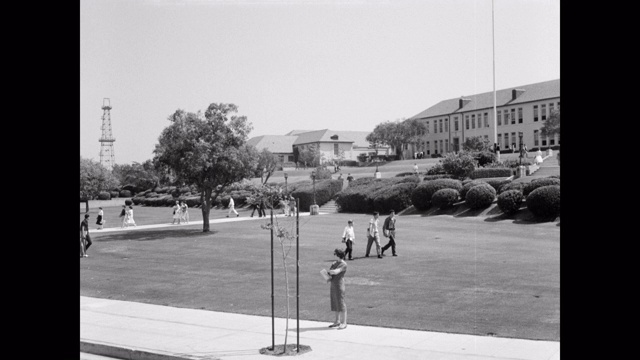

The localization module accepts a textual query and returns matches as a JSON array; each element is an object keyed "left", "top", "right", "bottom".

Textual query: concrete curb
[{"left": 81, "top": 340, "right": 203, "bottom": 360}]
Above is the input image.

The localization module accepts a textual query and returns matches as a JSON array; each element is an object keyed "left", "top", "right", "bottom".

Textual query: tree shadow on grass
[{"left": 95, "top": 228, "right": 218, "bottom": 242}]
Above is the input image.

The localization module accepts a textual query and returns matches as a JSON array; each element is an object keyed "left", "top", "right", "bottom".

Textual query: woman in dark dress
[{"left": 327, "top": 248, "right": 348, "bottom": 329}]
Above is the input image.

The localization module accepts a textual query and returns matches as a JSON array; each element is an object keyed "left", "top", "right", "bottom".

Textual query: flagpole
[{"left": 492, "top": 0, "right": 499, "bottom": 160}]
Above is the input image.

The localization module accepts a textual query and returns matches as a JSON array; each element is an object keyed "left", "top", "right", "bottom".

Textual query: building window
[
  {"left": 334, "top": 143, "right": 339, "bottom": 156},
  {"left": 439, "top": 119, "right": 443, "bottom": 133},
  {"left": 497, "top": 111, "right": 502, "bottom": 126},
  {"left": 434, "top": 121, "right": 438, "bottom": 133},
  {"left": 511, "top": 132, "right": 516, "bottom": 148},
  {"left": 549, "top": 135, "right": 555, "bottom": 146},
  {"left": 404, "top": 143, "right": 408, "bottom": 150},
  {"left": 498, "top": 133, "right": 502, "bottom": 147},
  {"left": 440, "top": 140, "right": 444, "bottom": 154},
  {"left": 484, "top": 113, "right": 489, "bottom": 127},
  {"left": 557, "top": 133, "right": 560, "bottom": 145},
  {"left": 445, "top": 119, "right": 449, "bottom": 132},
  {"left": 518, "top": 108, "right": 523, "bottom": 123},
  {"left": 504, "top": 110, "right": 510, "bottom": 125},
  {"left": 534, "top": 105, "right": 538, "bottom": 122},
  {"left": 541, "top": 104, "right": 546, "bottom": 121},
  {"left": 445, "top": 139, "right": 449, "bottom": 153},
  {"left": 465, "top": 115, "right": 470, "bottom": 130},
  {"left": 454, "top": 116, "right": 459, "bottom": 131},
  {"left": 542, "top": 135, "right": 547, "bottom": 146},
  {"left": 557, "top": 102, "right": 560, "bottom": 111},
  {"left": 549, "top": 103, "right": 554, "bottom": 114},
  {"left": 504, "top": 133, "right": 509, "bottom": 148},
  {"left": 426, "top": 141, "right": 430, "bottom": 155},
  {"left": 534, "top": 130, "right": 539, "bottom": 146},
  {"left": 511, "top": 109, "right": 516, "bottom": 124},
  {"left": 471, "top": 114, "right": 475, "bottom": 129}
]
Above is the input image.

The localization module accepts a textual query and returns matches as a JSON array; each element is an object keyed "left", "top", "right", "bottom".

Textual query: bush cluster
[
  {"left": 465, "top": 183, "right": 496, "bottom": 209},
  {"left": 470, "top": 168, "right": 512, "bottom": 179},
  {"left": 119, "top": 190, "right": 132, "bottom": 198},
  {"left": 425, "top": 163, "right": 446, "bottom": 175},
  {"left": 526, "top": 185, "right": 560, "bottom": 219},
  {"left": 471, "top": 151, "right": 498, "bottom": 167},
  {"left": 432, "top": 188, "right": 460, "bottom": 209},
  {"left": 98, "top": 191, "right": 111, "bottom": 200},
  {"left": 497, "top": 190, "right": 524, "bottom": 215},
  {"left": 410, "top": 179, "right": 463, "bottom": 210},
  {"left": 481, "top": 177, "right": 512, "bottom": 194},
  {"left": 460, "top": 180, "right": 487, "bottom": 200},
  {"left": 440, "top": 152, "right": 477, "bottom": 179},
  {"left": 109, "top": 191, "right": 119, "bottom": 198},
  {"left": 523, "top": 177, "right": 561, "bottom": 196},
  {"left": 395, "top": 172, "right": 422, "bottom": 177}
]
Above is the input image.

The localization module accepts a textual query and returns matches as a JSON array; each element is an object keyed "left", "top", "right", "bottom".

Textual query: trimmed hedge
[
  {"left": 335, "top": 177, "right": 419, "bottom": 213},
  {"left": 119, "top": 190, "right": 132, "bottom": 198},
  {"left": 470, "top": 168, "right": 512, "bottom": 179},
  {"left": 291, "top": 179, "right": 343, "bottom": 211},
  {"left": 482, "top": 178, "right": 512, "bottom": 194},
  {"left": 395, "top": 172, "right": 422, "bottom": 177},
  {"left": 371, "top": 182, "right": 417, "bottom": 214},
  {"left": 523, "top": 177, "right": 561, "bottom": 196},
  {"left": 410, "top": 179, "right": 463, "bottom": 210},
  {"left": 432, "top": 188, "right": 460, "bottom": 209},
  {"left": 422, "top": 174, "right": 453, "bottom": 181},
  {"left": 526, "top": 185, "right": 560, "bottom": 219},
  {"left": 460, "top": 180, "right": 488, "bottom": 200},
  {"left": 98, "top": 191, "right": 111, "bottom": 200},
  {"left": 497, "top": 190, "right": 524, "bottom": 215},
  {"left": 465, "top": 184, "right": 496, "bottom": 209},
  {"left": 499, "top": 182, "right": 525, "bottom": 194}
]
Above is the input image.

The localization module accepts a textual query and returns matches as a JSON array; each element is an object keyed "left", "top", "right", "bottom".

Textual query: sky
[{"left": 80, "top": 0, "right": 560, "bottom": 165}]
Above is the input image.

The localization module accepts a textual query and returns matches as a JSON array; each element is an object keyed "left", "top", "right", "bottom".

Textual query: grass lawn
[{"left": 80, "top": 208, "right": 559, "bottom": 341}]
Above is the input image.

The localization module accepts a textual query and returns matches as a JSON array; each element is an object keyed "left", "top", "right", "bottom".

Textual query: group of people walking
[
  {"left": 325, "top": 210, "right": 398, "bottom": 330},
  {"left": 120, "top": 205, "right": 137, "bottom": 228},
  {"left": 171, "top": 201, "right": 190, "bottom": 224}
]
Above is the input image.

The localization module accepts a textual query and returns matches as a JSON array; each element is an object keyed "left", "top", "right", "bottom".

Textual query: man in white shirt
[
  {"left": 366, "top": 212, "right": 382, "bottom": 259},
  {"left": 227, "top": 196, "right": 239, "bottom": 217},
  {"left": 342, "top": 220, "right": 355, "bottom": 260}
]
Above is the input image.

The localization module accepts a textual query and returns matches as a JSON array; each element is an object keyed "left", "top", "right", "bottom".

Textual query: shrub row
[
  {"left": 523, "top": 177, "right": 560, "bottom": 196},
  {"left": 470, "top": 167, "right": 512, "bottom": 179},
  {"left": 526, "top": 185, "right": 560, "bottom": 219},
  {"left": 432, "top": 188, "right": 460, "bottom": 209},
  {"left": 422, "top": 174, "right": 453, "bottom": 181},
  {"left": 335, "top": 177, "right": 420, "bottom": 213},
  {"left": 465, "top": 183, "right": 496, "bottom": 209},
  {"left": 291, "top": 179, "right": 343, "bottom": 211}
]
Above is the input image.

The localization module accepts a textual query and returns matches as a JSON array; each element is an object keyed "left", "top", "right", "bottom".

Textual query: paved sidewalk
[
  {"left": 93, "top": 212, "right": 324, "bottom": 234},
  {"left": 80, "top": 296, "right": 560, "bottom": 360}
]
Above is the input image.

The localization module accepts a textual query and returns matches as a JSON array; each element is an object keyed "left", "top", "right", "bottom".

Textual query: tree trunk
[{"left": 201, "top": 188, "right": 212, "bottom": 232}]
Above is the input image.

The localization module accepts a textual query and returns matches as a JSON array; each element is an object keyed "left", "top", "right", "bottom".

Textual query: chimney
[
  {"left": 512, "top": 89, "right": 525, "bottom": 100},
  {"left": 459, "top": 97, "right": 471, "bottom": 109}
]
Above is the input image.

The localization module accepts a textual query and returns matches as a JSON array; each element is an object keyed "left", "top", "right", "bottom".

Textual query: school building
[{"left": 404, "top": 78, "right": 560, "bottom": 157}]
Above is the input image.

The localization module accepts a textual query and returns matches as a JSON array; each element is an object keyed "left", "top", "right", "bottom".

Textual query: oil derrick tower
[{"left": 99, "top": 98, "right": 116, "bottom": 170}]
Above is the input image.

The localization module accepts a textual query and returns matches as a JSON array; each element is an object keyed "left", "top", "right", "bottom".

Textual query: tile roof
[
  {"left": 284, "top": 130, "right": 314, "bottom": 136},
  {"left": 409, "top": 79, "right": 560, "bottom": 120},
  {"left": 246, "top": 135, "right": 297, "bottom": 153}
]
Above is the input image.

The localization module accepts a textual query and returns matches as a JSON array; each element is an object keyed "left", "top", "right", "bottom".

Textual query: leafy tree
[
  {"left": 153, "top": 103, "right": 257, "bottom": 232},
  {"left": 255, "top": 148, "right": 280, "bottom": 185},
  {"left": 112, "top": 159, "right": 160, "bottom": 193},
  {"left": 541, "top": 109, "right": 560, "bottom": 138},
  {"left": 80, "top": 156, "right": 120, "bottom": 210},
  {"left": 297, "top": 144, "right": 322, "bottom": 169},
  {"left": 367, "top": 118, "right": 417, "bottom": 160},
  {"left": 402, "top": 119, "right": 428, "bottom": 155},
  {"left": 462, "top": 136, "right": 491, "bottom": 152}
]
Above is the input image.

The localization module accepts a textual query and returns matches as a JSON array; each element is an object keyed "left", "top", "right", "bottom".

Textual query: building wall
[{"left": 409, "top": 97, "right": 560, "bottom": 156}]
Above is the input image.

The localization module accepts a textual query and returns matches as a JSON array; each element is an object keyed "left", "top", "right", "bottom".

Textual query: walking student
[
  {"left": 96, "top": 207, "right": 105, "bottom": 230},
  {"left": 80, "top": 214, "right": 92, "bottom": 257},
  {"left": 326, "top": 248, "right": 348, "bottom": 330},
  {"left": 227, "top": 196, "right": 239, "bottom": 217},
  {"left": 381, "top": 210, "right": 398, "bottom": 257},
  {"left": 125, "top": 205, "right": 137, "bottom": 227},
  {"left": 172, "top": 201, "right": 181, "bottom": 224},
  {"left": 180, "top": 201, "right": 189, "bottom": 223},
  {"left": 119, "top": 205, "right": 127, "bottom": 228},
  {"left": 342, "top": 220, "right": 355, "bottom": 260},
  {"left": 365, "top": 212, "right": 382, "bottom": 258},
  {"left": 289, "top": 196, "right": 297, "bottom": 217}
]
